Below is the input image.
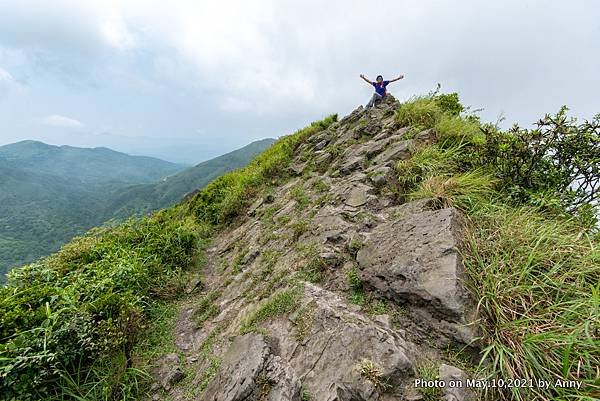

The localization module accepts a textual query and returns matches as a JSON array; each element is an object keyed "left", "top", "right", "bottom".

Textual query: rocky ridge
[{"left": 155, "top": 96, "right": 481, "bottom": 401}]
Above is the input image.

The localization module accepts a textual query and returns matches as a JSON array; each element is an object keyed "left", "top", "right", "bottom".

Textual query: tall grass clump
[
  {"left": 188, "top": 114, "right": 337, "bottom": 225},
  {"left": 464, "top": 204, "right": 599, "bottom": 400},
  {"left": 395, "top": 91, "right": 599, "bottom": 400}
]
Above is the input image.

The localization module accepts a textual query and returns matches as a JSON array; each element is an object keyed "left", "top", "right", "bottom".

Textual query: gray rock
[
  {"left": 439, "top": 364, "right": 475, "bottom": 401},
  {"left": 155, "top": 353, "right": 184, "bottom": 390},
  {"left": 315, "top": 151, "right": 333, "bottom": 167},
  {"left": 340, "top": 155, "right": 365, "bottom": 175},
  {"left": 413, "top": 128, "right": 437, "bottom": 146},
  {"left": 241, "top": 246, "right": 260, "bottom": 266},
  {"left": 368, "top": 166, "right": 392, "bottom": 187},
  {"left": 315, "top": 139, "right": 329, "bottom": 150},
  {"left": 372, "top": 140, "right": 411, "bottom": 165},
  {"left": 200, "top": 333, "right": 301, "bottom": 401},
  {"left": 268, "top": 284, "right": 414, "bottom": 401},
  {"left": 345, "top": 187, "right": 368, "bottom": 207},
  {"left": 356, "top": 205, "right": 478, "bottom": 345},
  {"left": 325, "top": 383, "right": 366, "bottom": 401},
  {"left": 247, "top": 197, "right": 264, "bottom": 216},
  {"left": 290, "top": 162, "right": 305, "bottom": 175},
  {"left": 184, "top": 276, "right": 202, "bottom": 294},
  {"left": 363, "top": 136, "right": 393, "bottom": 158}
]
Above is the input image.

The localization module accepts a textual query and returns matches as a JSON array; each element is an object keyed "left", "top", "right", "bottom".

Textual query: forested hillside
[{"left": 0, "top": 139, "right": 274, "bottom": 279}]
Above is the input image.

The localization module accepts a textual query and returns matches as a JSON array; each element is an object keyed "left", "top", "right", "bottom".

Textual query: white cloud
[
  {"left": 42, "top": 114, "right": 84, "bottom": 128},
  {"left": 0, "top": 66, "right": 21, "bottom": 97}
]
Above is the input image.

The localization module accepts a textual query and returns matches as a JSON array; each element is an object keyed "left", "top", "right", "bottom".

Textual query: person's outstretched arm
[
  {"left": 359, "top": 74, "right": 373, "bottom": 85},
  {"left": 388, "top": 74, "right": 405, "bottom": 83}
]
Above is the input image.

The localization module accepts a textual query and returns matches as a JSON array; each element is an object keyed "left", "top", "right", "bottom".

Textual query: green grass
[
  {"left": 192, "top": 290, "right": 222, "bottom": 326},
  {"left": 463, "top": 203, "right": 599, "bottom": 401},
  {"left": 239, "top": 287, "right": 302, "bottom": 334},
  {"left": 408, "top": 170, "right": 496, "bottom": 210},
  {"left": 188, "top": 114, "right": 337, "bottom": 225},
  {"left": 415, "top": 362, "right": 443, "bottom": 401},
  {"left": 396, "top": 96, "right": 444, "bottom": 129}
]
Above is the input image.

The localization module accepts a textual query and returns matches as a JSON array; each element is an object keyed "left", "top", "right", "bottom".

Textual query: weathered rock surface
[
  {"left": 267, "top": 284, "right": 414, "bottom": 401},
  {"left": 439, "top": 364, "right": 475, "bottom": 401},
  {"left": 372, "top": 139, "right": 411, "bottom": 166},
  {"left": 200, "top": 333, "right": 301, "bottom": 401},
  {"left": 356, "top": 205, "right": 478, "bottom": 344},
  {"left": 155, "top": 353, "right": 184, "bottom": 390}
]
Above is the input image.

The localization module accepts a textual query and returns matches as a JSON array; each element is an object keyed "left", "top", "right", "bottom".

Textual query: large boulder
[{"left": 356, "top": 204, "right": 477, "bottom": 344}]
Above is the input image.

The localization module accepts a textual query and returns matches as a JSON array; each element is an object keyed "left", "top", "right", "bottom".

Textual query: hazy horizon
[{"left": 1, "top": 0, "right": 599, "bottom": 163}]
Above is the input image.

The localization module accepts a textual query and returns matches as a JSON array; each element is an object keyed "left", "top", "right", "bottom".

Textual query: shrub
[
  {"left": 0, "top": 211, "right": 201, "bottom": 400},
  {"left": 476, "top": 108, "right": 600, "bottom": 213}
]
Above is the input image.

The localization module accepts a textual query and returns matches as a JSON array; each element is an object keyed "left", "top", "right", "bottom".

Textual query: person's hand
[
  {"left": 360, "top": 74, "right": 365, "bottom": 78},
  {"left": 399, "top": 74, "right": 405, "bottom": 79}
]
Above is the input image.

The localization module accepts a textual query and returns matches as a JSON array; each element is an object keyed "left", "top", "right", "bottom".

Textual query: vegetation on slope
[
  {"left": 0, "top": 116, "right": 336, "bottom": 400},
  {"left": 395, "top": 91, "right": 599, "bottom": 400},
  {"left": 0, "top": 140, "right": 185, "bottom": 185}
]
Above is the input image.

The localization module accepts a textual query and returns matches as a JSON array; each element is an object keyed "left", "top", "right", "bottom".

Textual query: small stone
[
  {"left": 339, "top": 155, "right": 365, "bottom": 175},
  {"left": 185, "top": 277, "right": 202, "bottom": 294},
  {"left": 290, "top": 162, "right": 305, "bottom": 175},
  {"left": 369, "top": 166, "right": 392, "bottom": 187},
  {"left": 439, "top": 364, "right": 475, "bottom": 401},
  {"left": 345, "top": 187, "right": 368, "bottom": 207},
  {"left": 314, "top": 140, "right": 328, "bottom": 150},
  {"left": 247, "top": 198, "right": 264, "bottom": 215},
  {"left": 156, "top": 353, "right": 184, "bottom": 390},
  {"left": 414, "top": 128, "right": 437, "bottom": 145}
]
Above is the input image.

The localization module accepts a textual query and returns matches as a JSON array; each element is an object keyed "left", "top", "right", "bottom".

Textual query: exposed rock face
[
  {"left": 266, "top": 284, "right": 414, "bottom": 400},
  {"left": 162, "top": 95, "right": 481, "bottom": 400},
  {"left": 200, "top": 333, "right": 301, "bottom": 401},
  {"left": 356, "top": 206, "right": 478, "bottom": 344}
]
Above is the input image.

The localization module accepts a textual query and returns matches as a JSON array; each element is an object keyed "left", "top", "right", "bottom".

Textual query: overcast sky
[{"left": 0, "top": 0, "right": 598, "bottom": 164}]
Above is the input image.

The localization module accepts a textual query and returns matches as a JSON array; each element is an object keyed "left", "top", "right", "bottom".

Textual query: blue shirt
[{"left": 372, "top": 80, "right": 389, "bottom": 97}]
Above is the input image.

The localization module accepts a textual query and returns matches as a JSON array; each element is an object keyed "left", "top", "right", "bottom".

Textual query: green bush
[
  {"left": 396, "top": 96, "right": 443, "bottom": 128},
  {"left": 475, "top": 108, "right": 600, "bottom": 213},
  {"left": 0, "top": 211, "right": 202, "bottom": 400}
]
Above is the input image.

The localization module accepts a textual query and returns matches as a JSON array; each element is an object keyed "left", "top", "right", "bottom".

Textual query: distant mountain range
[{"left": 0, "top": 139, "right": 275, "bottom": 280}]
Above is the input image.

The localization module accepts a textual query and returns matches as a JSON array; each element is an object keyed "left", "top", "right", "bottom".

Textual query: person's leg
[{"left": 366, "top": 93, "right": 381, "bottom": 107}]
